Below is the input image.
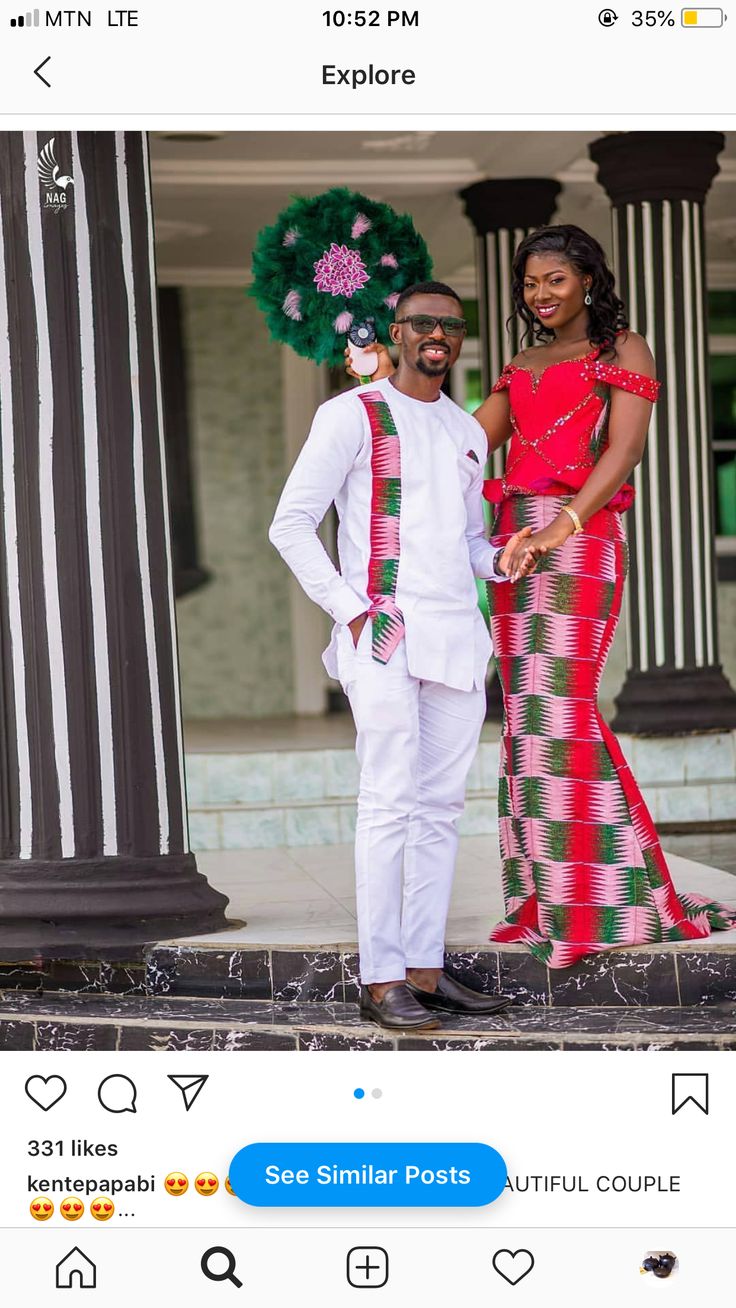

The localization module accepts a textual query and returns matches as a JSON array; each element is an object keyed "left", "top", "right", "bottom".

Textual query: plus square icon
[{"left": 347, "top": 1246, "right": 389, "bottom": 1289}]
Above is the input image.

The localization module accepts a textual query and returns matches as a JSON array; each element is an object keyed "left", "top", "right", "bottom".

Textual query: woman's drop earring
[{"left": 584, "top": 287, "right": 592, "bottom": 306}]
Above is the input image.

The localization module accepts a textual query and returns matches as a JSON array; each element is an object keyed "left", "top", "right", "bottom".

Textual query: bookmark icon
[{"left": 671, "top": 1072, "right": 709, "bottom": 1115}]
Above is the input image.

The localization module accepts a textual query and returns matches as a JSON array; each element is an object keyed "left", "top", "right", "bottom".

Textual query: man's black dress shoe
[
  {"left": 406, "top": 971, "right": 510, "bottom": 1015},
  {"left": 360, "top": 983, "right": 441, "bottom": 1031}
]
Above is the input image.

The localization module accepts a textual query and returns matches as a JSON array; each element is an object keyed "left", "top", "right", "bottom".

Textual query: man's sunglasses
[{"left": 395, "top": 315, "right": 467, "bottom": 336}]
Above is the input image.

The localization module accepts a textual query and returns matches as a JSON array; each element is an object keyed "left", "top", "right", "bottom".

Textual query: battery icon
[{"left": 681, "top": 7, "right": 725, "bottom": 23}]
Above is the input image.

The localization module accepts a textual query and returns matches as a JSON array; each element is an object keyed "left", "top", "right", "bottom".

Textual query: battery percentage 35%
[{"left": 632, "top": 8, "right": 676, "bottom": 22}]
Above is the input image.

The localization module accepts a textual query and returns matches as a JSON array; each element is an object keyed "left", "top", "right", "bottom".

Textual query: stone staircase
[
  {"left": 0, "top": 729, "right": 732, "bottom": 1051},
  {"left": 185, "top": 731, "right": 736, "bottom": 851},
  {"left": 1, "top": 936, "right": 734, "bottom": 1051}
]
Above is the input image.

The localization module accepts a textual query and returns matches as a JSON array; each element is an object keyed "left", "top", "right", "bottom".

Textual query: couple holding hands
[{"left": 269, "top": 223, "right": 734, "bottom": 1032}]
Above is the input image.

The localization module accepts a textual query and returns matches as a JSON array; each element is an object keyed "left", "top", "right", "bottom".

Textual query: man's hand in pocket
[{"left": 348, "top": 612, "right": 369, "bottom": 648}]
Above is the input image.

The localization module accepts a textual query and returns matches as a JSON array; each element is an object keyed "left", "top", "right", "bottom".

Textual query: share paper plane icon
[{"left": 167, "top": 1074, "right": 209, "bottom": 1111}]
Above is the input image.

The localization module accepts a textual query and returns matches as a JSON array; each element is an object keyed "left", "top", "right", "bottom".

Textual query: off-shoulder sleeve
[
  {"left": 491, "top": 363, "right": 516, "bottom": 393},
  {"left": 591, "top": 360, "right": 660, "bottom": 402}
]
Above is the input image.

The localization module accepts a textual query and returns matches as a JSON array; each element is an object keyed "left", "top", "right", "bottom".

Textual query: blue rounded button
[{"left": 228, "top": 1142, "right": 506, "bottom": 1207}]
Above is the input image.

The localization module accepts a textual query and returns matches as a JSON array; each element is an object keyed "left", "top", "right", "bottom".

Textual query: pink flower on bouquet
[{"left": 313, "top": 244, "right": 370, "bottom": 298}]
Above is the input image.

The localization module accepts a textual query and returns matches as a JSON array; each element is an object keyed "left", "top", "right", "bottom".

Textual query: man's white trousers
[{"left": 338, "top": 623, "right": 486, "bottom": 985}]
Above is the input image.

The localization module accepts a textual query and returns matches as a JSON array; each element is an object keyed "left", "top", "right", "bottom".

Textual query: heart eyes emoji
[
  {"left": 163, "top": 1171, "right": 219, "bottom": 1196},
  {"left": 164, "top": 1172, "right": 189, "bottom": 1195},
  {"left": 30, "top": 1199, "right": 54, "bottom": 1221},
  {"left": 90, "top": 1197, "right": 115, "bottom": 1221},
  {"left": 60, "top": 1198, "right": 84, "bottom": 1221}
]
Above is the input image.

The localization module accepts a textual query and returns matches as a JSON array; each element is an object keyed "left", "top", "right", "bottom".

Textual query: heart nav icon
[
  {"left": 25, "top": 1074, "right": 67, "bottom": 1111},
  {"left": 492, "top": 1248, "right": 535, "bottom": 1286}
]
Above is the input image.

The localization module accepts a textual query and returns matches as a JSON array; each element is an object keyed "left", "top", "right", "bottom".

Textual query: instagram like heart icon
[
  {"left": 25, "top": 1074, "right": 67, "bottom": 1111},
  {"left": 492, "top": 1248, "right": 535, "bottom": 1285}
]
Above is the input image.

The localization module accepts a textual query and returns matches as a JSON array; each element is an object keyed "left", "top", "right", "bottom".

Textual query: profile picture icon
[{"left": 640, "top": 1251, "right": 678, "bottom": 1280}]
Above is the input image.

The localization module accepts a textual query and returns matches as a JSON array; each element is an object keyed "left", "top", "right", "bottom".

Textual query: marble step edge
[
  {"left": 144, "top": 943, "right": 736, "bottom": 1009},
  {"left": 185, "top": 776, "right": 736, "bottom": 814},
  {"left": 187, "top": 794, "right": 498, "bottom": 850},
  {"left": 191, "top": 792, "right": 496, "bottom": 811},
  {"left": 187, "top": 780, "right": 732, "bottom": 811},
  {"left": 184, "top": 733, "right": 736, "bottom": 809},
  {"left": 187, "top": 781, "right": 734, "bottom": 852},
  {"left": 0, "top": 998, "right": 735, "bottom": 1051},
  {"left": 5, "top": 943, "right": 735, "bottom": 1008}
]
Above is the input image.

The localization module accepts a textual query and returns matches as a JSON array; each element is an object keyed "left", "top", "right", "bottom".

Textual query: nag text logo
[{"left": 38, "top": 137, "right": 74, "bottom": 213}]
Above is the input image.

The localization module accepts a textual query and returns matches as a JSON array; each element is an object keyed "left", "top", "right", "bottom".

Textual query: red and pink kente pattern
[
  {"left": 488, "top": 495, "right": 736, "bottom": 967},
  {"left": 486, "top": 354, "right": 736, "bottom": 967},
  {"left": 358, "top": 391, "right": 405, "bottom": 664}
]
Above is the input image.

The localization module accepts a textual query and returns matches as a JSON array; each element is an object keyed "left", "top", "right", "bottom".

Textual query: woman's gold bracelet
[{"left": 561, "top": 505, "right": 584, "bottom": 535}]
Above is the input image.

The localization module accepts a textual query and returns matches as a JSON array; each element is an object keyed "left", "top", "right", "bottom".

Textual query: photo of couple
[{"left": 0, "top": 128, "right": 734, "bottom": 1051}]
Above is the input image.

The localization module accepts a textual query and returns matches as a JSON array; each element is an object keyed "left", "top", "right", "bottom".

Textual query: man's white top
[{"left": 269, "top": 376, "right": 505, "bottom": 693}]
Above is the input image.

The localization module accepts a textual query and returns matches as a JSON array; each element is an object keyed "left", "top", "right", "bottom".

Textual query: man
[{"left": 269, "top": 283, "right": 529, "bottom": 1031}]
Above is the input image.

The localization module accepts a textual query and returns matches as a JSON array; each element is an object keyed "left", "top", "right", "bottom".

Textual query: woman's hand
[
  {"left": 505, "top": 514, "right": 575, "bottom": 582},
  {"left": 496, "top": 527, "right": 533, "bottom": 576},
  {"left": 344, "top": 342, "right": 395, "bottom": 382}
]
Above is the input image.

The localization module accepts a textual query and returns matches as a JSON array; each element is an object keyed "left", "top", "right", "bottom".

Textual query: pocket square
[{"left": 466, "top": 449, "right": 479, "bottom": 463}]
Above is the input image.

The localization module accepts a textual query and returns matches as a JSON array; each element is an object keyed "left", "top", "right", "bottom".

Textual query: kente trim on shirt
[{"left": 358, "top": 390, "right": 406, "bottom": 665}]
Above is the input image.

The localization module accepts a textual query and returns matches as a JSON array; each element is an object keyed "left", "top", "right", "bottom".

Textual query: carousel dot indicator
[
  {"left": 353, "top": 1088, "right": 365, "bottom": 1100},
  {"left": 371, "top": 1089, "right": 383, "bottom": 1099}
]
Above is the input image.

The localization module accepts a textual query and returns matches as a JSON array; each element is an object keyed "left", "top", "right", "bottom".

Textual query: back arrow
[{"left": 34, "top": 56, "right": 51, "bottom": 87}]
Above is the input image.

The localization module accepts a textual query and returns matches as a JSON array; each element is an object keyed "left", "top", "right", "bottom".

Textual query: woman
[{"left": 474, "top": 223, "right": 735, "bottom": 966}]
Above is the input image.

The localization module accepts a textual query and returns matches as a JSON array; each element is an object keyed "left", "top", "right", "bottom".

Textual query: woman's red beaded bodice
[{"left": 483, "top": 347, "right": 660, "bottom": 513}]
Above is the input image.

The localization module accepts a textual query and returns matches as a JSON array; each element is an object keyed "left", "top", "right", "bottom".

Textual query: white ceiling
[{"left": 149, "top": 130, "right": 736, "bottom": 292}]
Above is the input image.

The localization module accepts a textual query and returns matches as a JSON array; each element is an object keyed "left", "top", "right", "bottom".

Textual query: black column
[
  {"left": 590, "top": 131, "right": 736, "bottom": 734},
  {"left": 158, "top": 287, "right": 211, "bottom": 599},
  {"left": 460, "top": 178, "right": 561, "bottom": 716},
  {"left": 0, "top": 131, "right": 228, "bottom": 957}
]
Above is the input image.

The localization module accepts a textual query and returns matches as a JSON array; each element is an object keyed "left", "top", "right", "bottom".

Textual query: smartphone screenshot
[{"left": 0, "top": 1, "right": 734, "bottom": 1302}]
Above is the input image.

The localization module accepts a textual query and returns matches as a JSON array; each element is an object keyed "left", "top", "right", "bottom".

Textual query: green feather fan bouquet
[{"left": 250, "top": 187, "right": 433, "bottom": 366}]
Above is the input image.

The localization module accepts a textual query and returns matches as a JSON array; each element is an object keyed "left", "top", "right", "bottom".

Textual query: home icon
[{"left": 55, "top": 1246, "right": 97, "bottom": 1289}]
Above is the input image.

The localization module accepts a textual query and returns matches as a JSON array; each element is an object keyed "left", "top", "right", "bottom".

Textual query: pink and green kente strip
[{"left": 358, "top": 391, "right": 405, "bottom": 663}]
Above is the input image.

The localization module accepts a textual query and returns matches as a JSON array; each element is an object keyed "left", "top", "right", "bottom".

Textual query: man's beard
[{"left": 416, "top": 353, "right": 451, "bottom": 377}]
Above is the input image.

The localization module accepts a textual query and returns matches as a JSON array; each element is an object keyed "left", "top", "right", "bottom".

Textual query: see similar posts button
[{"left": 228, "top": 1143, "right": 507, "bottom": 1207}]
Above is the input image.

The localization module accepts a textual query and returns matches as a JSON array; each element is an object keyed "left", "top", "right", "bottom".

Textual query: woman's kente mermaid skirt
[{"left": 488, "top": 493, "right": 736, "bottom": 968}]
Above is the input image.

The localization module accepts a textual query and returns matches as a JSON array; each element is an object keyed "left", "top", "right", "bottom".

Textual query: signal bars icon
[{"left": 10, "top": 8, "right": 40, "bottom": 24}]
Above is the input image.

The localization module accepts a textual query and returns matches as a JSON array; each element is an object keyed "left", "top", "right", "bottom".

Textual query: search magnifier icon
[{"left": 201, "top": 1246, "right": 243, "bottom": 1289}]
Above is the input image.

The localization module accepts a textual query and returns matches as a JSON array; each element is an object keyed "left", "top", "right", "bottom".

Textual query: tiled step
[
  {"left": 185, "top": 742, "right": 498, "bottom": 849},
  {"left": 0, "top": 991, "right": 734, "bottom": 1051},
  {"left": 145, "top": 942, "right": 736, "bottom": 1008},
  {"left": 184, "top": 732, "right": 736, "bottom": 850},
  {"left": 5, "top": 941, "right": 736, "bottom": 1008}
]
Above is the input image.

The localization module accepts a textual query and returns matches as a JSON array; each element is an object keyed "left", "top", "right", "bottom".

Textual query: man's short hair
[{"left": 395, "top": 281, "right": 464, "bottom": 319}]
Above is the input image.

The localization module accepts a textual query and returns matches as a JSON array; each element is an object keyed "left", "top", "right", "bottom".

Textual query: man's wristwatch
[{"left": 493, "top": 547, "right": 506, "bottom": 578}]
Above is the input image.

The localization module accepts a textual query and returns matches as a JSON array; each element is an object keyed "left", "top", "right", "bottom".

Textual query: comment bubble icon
[{"left": 98, "top": 1074, "right": 137, "bottom": 1114}]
